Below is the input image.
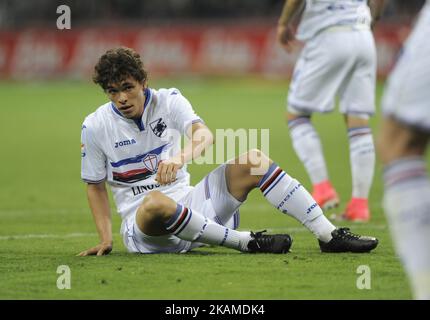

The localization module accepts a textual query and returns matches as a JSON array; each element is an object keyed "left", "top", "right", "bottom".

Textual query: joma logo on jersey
[{"left": 115, "top": 139, "right": 136, "bottom": 148}]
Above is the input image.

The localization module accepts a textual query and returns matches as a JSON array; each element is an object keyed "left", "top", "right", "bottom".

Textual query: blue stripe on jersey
[
  {"left": 134, "top": 88, "right": 152, "bottom": 131},
  {"left": 134, "top": 119, "right": 145, "bottom": 131},
  {"left": 111, "top": 103, "right": 123, "bottom": 117},
  {"left": 110, "top": 143, "right": 169, "bottom": 168},
  {"left": 143, "top": 88, "right": 151, "bottom": 108}
]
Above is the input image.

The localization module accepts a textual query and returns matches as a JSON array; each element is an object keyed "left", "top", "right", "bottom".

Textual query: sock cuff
[
  {"left": 288, "top": 116, "right": 311, "bottom": 131},
  {"left": 257, "top": 162, "right": 278, "bottom": 187},
  {"left": 348, "top": 126, "right": 372, "bottom": 139},
  {"left": 165, "top": 204, "right": 193, "bottom": 234},
  {"left": 258, "top": 163, "right": 290, "bottom": 196},
  {"left": 384, "top": 157, "right": 427, "bottom": 190}
]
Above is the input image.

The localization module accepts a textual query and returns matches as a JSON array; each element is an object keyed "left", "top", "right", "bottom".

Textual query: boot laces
[
  {"left": 250, "top": 230, "right": 273, "bottom": 249},
  {"left": 337, "top": 227, "right": 361, "bottom": 240}
]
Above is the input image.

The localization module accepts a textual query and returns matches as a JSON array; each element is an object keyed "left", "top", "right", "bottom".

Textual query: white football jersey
[
  {"left": 81, "top": 87, "right": 202, "bottom": 219},
  {"left": 296, "top": 0, "right": 372, "bottom": 41}
]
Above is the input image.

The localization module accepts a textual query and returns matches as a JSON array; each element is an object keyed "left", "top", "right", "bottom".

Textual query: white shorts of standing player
[{"left": 288, "top": 25, "right": 376, "bottom": 118}]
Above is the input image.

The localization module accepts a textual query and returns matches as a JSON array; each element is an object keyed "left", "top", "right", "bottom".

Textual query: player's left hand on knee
[{"left": 156, "top": 159, "right": 183, "bottom": 185}]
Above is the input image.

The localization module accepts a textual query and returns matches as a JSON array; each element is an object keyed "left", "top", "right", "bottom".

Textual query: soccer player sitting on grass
[{"left": 78, "top": 47, "right": 378, "bottom": 256}]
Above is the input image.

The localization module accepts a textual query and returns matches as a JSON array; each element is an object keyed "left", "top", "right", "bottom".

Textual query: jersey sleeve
[
  {"left": 80, "top": 122, "right": 107, "bottom": 184},
  {"left": 169, "top": 89, "right": 204, "bottom": 136}
]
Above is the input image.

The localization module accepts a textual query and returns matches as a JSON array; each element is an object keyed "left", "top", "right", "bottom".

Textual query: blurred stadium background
[
  {"left": 0, "top": 0, "right": 425, "bottom": 80},
  {"left": 0, "top": 1, "right": 426, "bottom": 299}
]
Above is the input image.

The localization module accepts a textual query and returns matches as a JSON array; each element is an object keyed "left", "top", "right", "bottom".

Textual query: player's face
[{"left": 106, "top": 78, "right": 146, "bottom": 119}]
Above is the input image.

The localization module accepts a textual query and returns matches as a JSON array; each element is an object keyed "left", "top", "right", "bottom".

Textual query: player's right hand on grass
[
  {"left": 77, "top": 242, "right": 113, "bottom": 256},
  {"left": 277, "top": 25, "right": 296, "bottom": 53}
]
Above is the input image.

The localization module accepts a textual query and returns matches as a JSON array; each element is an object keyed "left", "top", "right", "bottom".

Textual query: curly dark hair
[{"left": 93, "top": 47, "right": 148, "bottom": 90}]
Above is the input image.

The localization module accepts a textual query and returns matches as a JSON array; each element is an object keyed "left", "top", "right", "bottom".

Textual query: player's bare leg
[
  {"left": 225, "top": 149, "right": 378, "bottom": 253},
  {"left": 286, "top": 112, "right": 339, "bottom": 210},
  {"left": 224, "top": 149, "right": 271, "bottom": 201},
  {"left": 343, "top": 115, "right": 376, "bottom": 222},
  {"left": 135, "top": 190, "right": 292, "bottom": 253},
  {"left": 378, "top": 117, "right": 430, "bottom": 299},
  {"left": 135, "top": 190, "right": 178, "bottom": 236},
  {"left": 378, "top": 117, "right": 428, "bottom": 163}
]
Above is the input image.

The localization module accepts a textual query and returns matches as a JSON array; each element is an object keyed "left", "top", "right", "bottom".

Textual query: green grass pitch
[{"left": 0, "top": 77, "right": 413, "bottom": 299}]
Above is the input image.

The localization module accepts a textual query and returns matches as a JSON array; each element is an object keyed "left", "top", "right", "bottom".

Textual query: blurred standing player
[
  {"left": 277, "top": 0, "right": 385, "bottom": 221},
  {"left": 379, "top": 1, "right": 430, "bottom": 300},
  {"left": 78, "top": 47, "right": 378, "bottom": 256}
]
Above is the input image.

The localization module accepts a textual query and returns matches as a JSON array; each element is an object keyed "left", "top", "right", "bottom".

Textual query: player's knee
[
  {"left": 247, "top": 148, "right": 263, "bottom": 162},
  {"left": 230, "top": 149, "right": 273, "bottom": 187},
  {"left": 378, "top": 128, "right": 428, "bottom": 165},
  {"left": 246, "top": 149, "right": 272, "bottom": 184},
  {"left": 139, "top": 191, "right": 170, "bottom": 221},
  {"left": 247, "top": 149, "right": 271, "bottom": 166}
]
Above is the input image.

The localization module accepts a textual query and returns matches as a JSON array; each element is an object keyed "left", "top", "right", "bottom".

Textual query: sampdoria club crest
[
  {"left": 150, "top": 118, "right": 167, "bottom": 137},
  {"left": 142, "top": 154, "right": 158, "bottom": 172}
]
